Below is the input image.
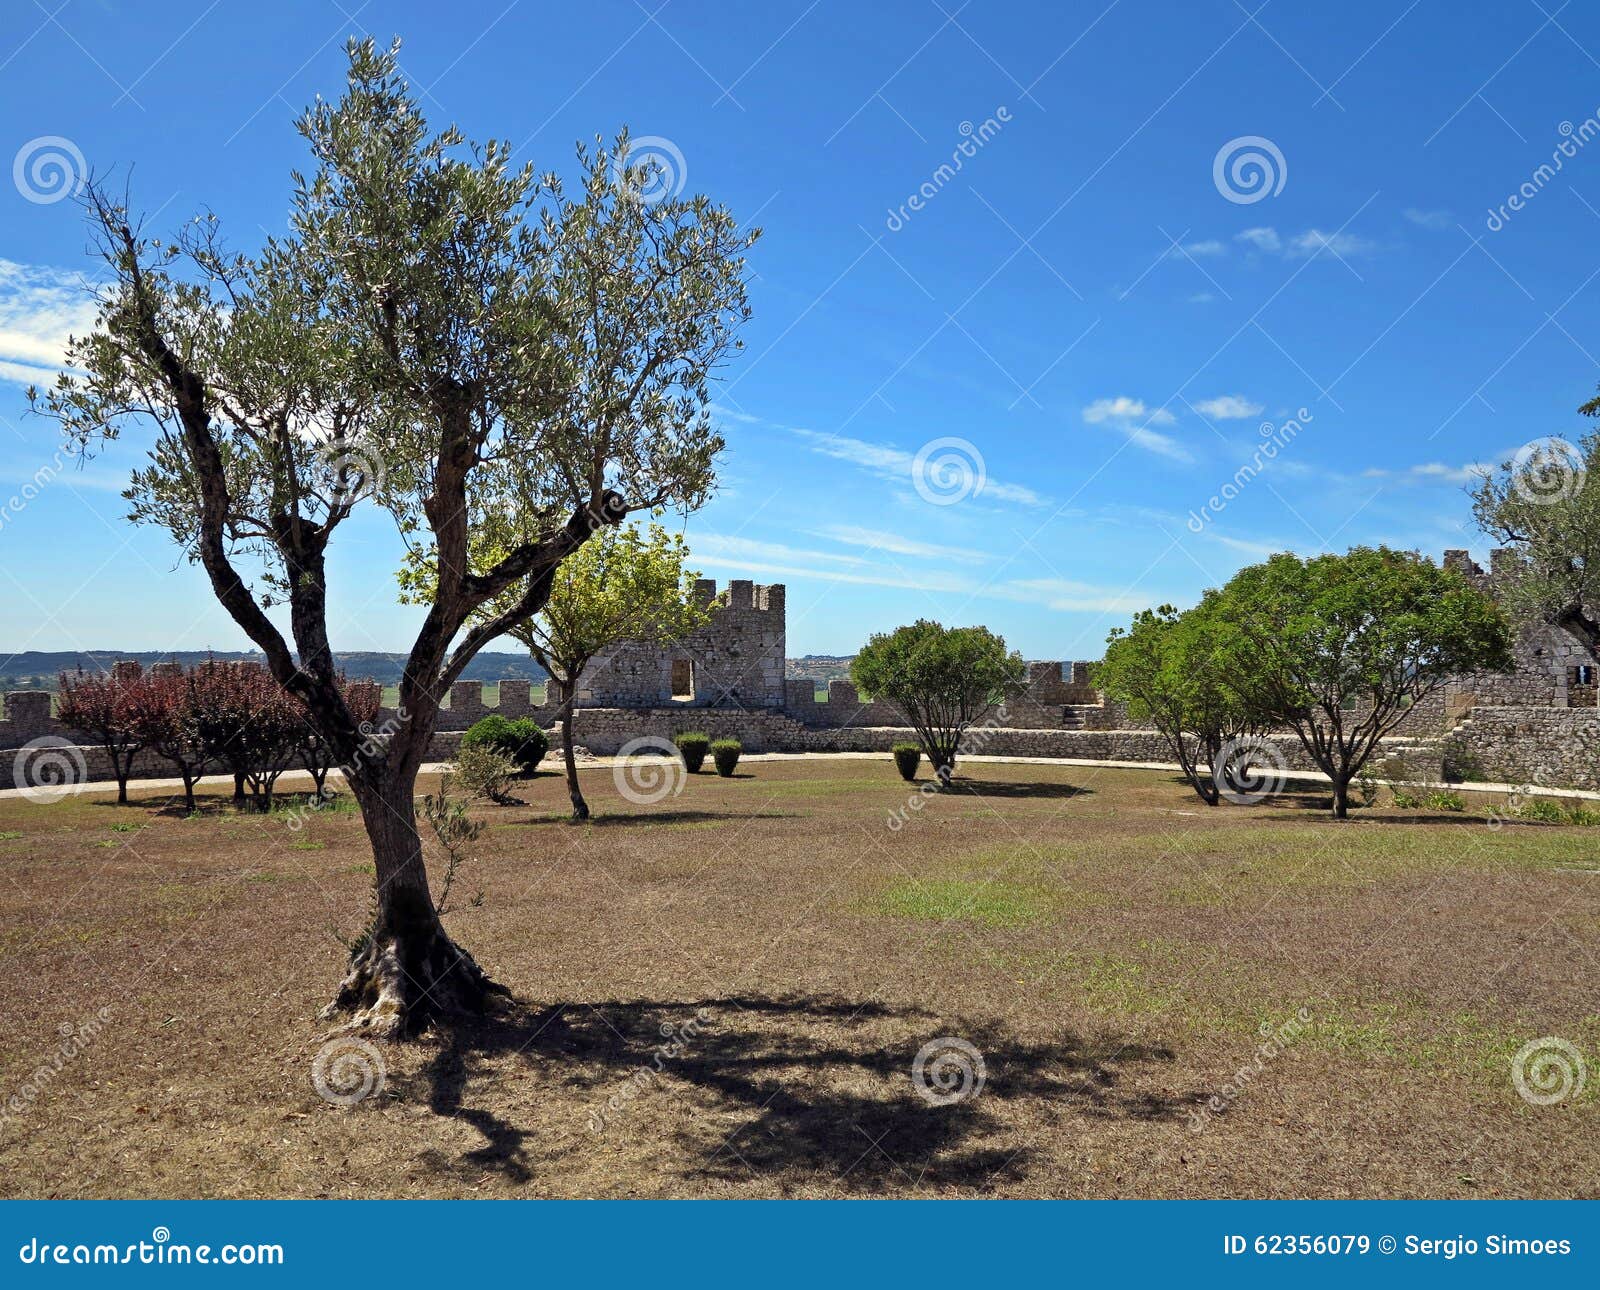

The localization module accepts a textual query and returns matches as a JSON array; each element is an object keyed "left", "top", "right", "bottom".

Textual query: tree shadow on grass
[
  {"left": 409, "top": 993, "right": 1185, "bottom": 1193},
  {"left": 942, "top": 779, "right": 1095, "bottom": 801}
]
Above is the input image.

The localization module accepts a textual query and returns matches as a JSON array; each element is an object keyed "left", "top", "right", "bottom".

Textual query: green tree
[
  {"left": 1100, "top": 596, "right": 1257, "bottom": 805},
  {"left": 1470, "top": 429, "right": 1600, "bottom": 648},
  {"left": 1210, "top": 547, "right": 1513, "bottom": 818},
  {"left": 851, "top": 621, "right": 1025, "bottom": 779},
  {"left": 34, "top": 41, "right": 755, "bottom": 1035},
  {"left": 476, "top": 522, "right": 708, "bottom": 820}
]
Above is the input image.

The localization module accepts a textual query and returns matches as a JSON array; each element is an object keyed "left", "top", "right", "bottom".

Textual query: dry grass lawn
[{"left": 0, "top": 756, "right": 1596, "bottom": 1198}]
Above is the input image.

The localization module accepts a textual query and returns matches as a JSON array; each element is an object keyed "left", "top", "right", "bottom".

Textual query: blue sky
[{"left": 3, "top": 0, "right": 1600, "bottom": 661}]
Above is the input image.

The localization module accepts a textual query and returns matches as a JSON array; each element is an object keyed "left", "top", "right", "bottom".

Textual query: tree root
[{"left": 320, "top": 924, "right": 509, "bottom": 1039}]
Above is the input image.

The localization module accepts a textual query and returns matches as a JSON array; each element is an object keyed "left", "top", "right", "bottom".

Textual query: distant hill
[
  {"left": 787, "top": 654, "right": 855, "bottom": 687},
  {"left": 0, "top": 650, "right": 544, "bottom": 692}
]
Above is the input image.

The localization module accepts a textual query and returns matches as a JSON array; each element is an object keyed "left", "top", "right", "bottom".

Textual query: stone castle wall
[{"left": 6, "top": 556, "right": 1598, "bottom": 792}]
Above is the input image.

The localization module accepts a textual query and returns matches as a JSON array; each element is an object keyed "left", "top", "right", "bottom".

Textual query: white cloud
[
  {"left": 808, "top": 523, "right": 987, "bottom": 564},
  {"left": 1403, "top": 208, "right": 1453, "bottom": 230},
  {"left": 1188, "top": 292, "right": 1215, "bottom": 304},
  {"left": 706, "top": 401, "right": 764, "bottom": 425},
  {"left": 0, "top": 260, "right": 99, "bottom": 387},
  {"left": 1167, "top": 239, "right": 1226, "bottom": 259},
  {"left": 1287, "top": 229, "right": 1375, "bottom": 258},
  {"left": 1082, "top": 396, "right": 1175, "bottom": 427},
  {"left": 1081, "top": 397, "right": 1191, "bottom": 462},
  {"left": 788, "top": 428, "right": 1047, "bottom": 507},
  {"left": 691, "top": 534, "right": 867, "bottom": 567},
  {"left": 1362, "top": 460, "right": 1488, "bottom": 485},
  {"left": 997, "top": 578, "right": 1152, "bottom": 614},
  {"left": 1235, "top": 227, "right": 1282, "bottom": 254},
  {"left": 1206, "top": 532, "right": 1287, "bottom": 559},
  {"left": 1193, "top": 395, "right": 1263, "bottom": 420}
]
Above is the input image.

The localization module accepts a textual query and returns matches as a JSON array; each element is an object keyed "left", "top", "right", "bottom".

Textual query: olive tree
[
  {"left": 35, "top": 41, "right": 755, "bottom": 1035},
  {"left": 851, "top": 620, "right": 1025, "bottom": 779},
  {"left": 1471, "top": 429, "right": 1600, "bottom": 649},
  {"left": 426, "top": 521, "right": 707, "bottom": 820},
  {"left": 1210, "top": 548, "right": 1512, "bottom": 818}
]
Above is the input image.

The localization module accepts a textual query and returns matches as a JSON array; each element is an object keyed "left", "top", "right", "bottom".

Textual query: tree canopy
[
  {"left": 32, "top": 39, "right": 757, "bottom": 1035},
  {"left": 1471, "top": 430, "right": 1600, "bottom": 648},
  {"left": 1208, "top": 547, "right": 1512, "bottom": 817},
  {"left": 1100, "top": 596, "right": 1256, "bottom": 805},
  {"left": 851, "top": 620, "right": 1025, "bottom": 777}
]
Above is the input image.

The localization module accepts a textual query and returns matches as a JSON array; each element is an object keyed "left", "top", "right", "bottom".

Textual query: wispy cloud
[
  {"left": 1287, "top": 228, "right": 1375, "bottom": 258},
  {"left": 808, "top": 523, "right": 988, "bottom": 564},
  {"left": 1232, "top": 227, "right": 1375, "bottom": 260},
  {"left": 0, "top": 260, "right": 98, "bottom": 388},
  {"left": 1361, "top": 460, "right": 1488, "bottom": 485},
  {"left": 996, "top": 577, "right": 1152, "bottom": 613},
  {"left": 1082, "top": 397, "right": 1191, "bottom": 462},
  {"left": 1192, "top": 395, "right": 1263, "bottom": 420},
  {"left": 1235, "top": 227, "right": 1282, "bottom": 254},
  {"left": 1167, "top": 239, "right": 1226, "bottom": 258},
  {"left": 1403, "top": 207, "right": 1453, "bottom": 230},
  {"left": 691, "top": 533, "right": 867, "bottom": 567},
  {"left": 788, "top": 428, "right": 1048, "bottom": 506}
]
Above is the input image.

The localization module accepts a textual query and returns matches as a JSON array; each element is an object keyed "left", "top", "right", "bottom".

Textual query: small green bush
[
  {"left": 1391, "top": 790, "right": 1422, "bottom": 809},
  {"left": 1425, "top": 790, "right": 1466, "bottom": 812},
  {"left": 1565, "top": 804, "right": 1600, "bottom": 827},
  {"left": 674, "top": 731, "right": 711, "bottom": 773},
  {"left": 453, "top": 743, "right": 520, "bottom": 803},
  {"left": 711, "top": 738, "right": 741, "bottom": 777},
  {"left": 462, "top": 714, "right": 547, "bottom": 773},
  {"left": 1515, "top": 798, "right": 1567, "bottom": 824},
  {"left": 892, "top": 742, "right": 921, "bottom": 782}
]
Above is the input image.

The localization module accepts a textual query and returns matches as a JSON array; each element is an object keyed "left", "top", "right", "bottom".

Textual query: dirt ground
[{"left": 0, "top": 756, "right": 1596, "bottom": 1198}]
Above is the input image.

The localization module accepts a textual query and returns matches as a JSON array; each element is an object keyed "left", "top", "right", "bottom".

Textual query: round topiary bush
[
  {"left": 892, "top": 742, "right": 921, "bottom": 782},
  {"left": 462, "top": 714, "right": 548, "bottom": 774},
  {"left": 674, "top": 731, "right": 711, "bottom": 773},
  {"left": 711, "top": 738, "right": 741, "bottom": 777}
]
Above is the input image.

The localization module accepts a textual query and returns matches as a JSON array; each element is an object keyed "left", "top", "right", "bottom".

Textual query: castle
[{"left": 4, "top": 554, "right": 1598, "bottom": 792}]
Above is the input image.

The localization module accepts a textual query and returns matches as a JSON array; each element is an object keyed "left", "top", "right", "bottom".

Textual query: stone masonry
[{"left": 5, "top": 557, "right": 1600, "bottom": 791}]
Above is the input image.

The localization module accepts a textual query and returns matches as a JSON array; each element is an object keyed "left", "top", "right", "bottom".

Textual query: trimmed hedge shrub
[
  {"left": 674, "top": 731, "right": 711, "bottom": 773},
  {"left": 461, "top": 714, "right": 548, "bottom": 773},
  {"left": 711, "top": 738, "right": 742, "bottom": 777},
  {"left": 892, "top": 742, "right": 921, "bottom": 782}
]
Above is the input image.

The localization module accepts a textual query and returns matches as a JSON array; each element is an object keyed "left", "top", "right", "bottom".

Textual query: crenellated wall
[{"left": 7, "top": 553, "right": 1597, "bottom": 792}]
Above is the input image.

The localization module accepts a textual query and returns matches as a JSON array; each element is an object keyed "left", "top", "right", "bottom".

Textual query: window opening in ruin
[{"left": 670, "top": 658, "right": 695, "bottom": 700}]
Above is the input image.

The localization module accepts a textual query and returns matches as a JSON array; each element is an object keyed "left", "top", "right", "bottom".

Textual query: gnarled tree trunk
[{"left": 323, "top": 762, "right": 505, "bottom": 1037}]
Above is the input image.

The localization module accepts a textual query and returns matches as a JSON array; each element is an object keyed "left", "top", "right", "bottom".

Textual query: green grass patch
[{"left": 870, "top": 877, "right": 1046, "bottom": 927}]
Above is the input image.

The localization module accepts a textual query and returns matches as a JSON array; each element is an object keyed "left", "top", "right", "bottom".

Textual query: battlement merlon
[{"left": 690, "top": 578, "right": 786, "bottom": 614}]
